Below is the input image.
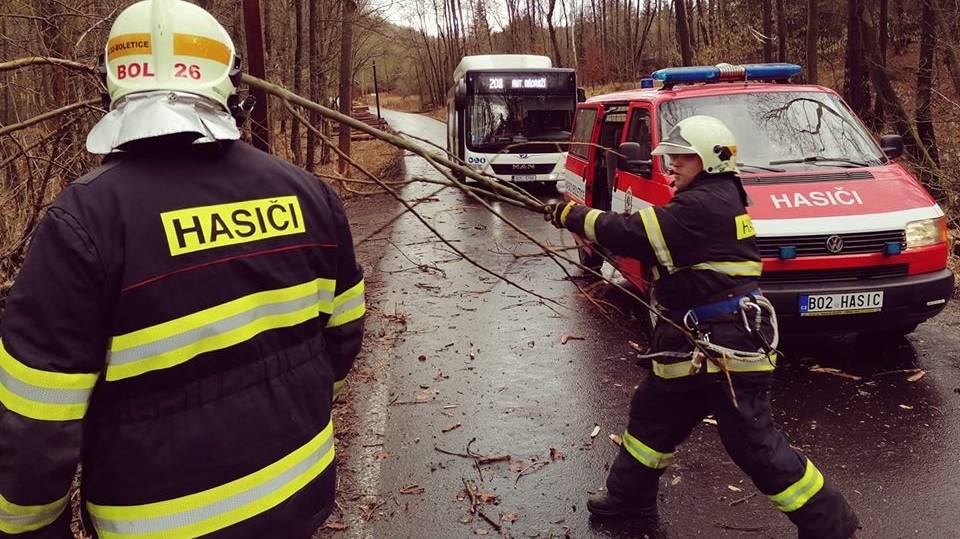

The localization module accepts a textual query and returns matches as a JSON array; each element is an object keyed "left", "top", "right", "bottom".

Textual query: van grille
[
  {"left": 760, "top": 264, "right": 909, "bottom": 284},
  {"left": 744, "top": 171, "right": 875, "bottom": 184},
  {"left": 757, "top": 230, "right": 905, "bottom": 257}
]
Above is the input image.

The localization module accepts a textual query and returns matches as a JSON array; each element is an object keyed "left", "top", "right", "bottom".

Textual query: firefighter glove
[{"left": 544, "top": 201, "right": 575, "bottom": 228}]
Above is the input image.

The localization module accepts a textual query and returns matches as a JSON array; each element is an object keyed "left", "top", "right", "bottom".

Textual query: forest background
[{"left": 2, "top": 0, "right": 959, "bottom": 306}]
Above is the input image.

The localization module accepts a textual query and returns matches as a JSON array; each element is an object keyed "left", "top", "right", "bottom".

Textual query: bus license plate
[
  {"left": 511, "top": 174, "right": 537, "bottom": 182},
  {"left": 799, "top": 291, "right": 884, "bottom": 316}
]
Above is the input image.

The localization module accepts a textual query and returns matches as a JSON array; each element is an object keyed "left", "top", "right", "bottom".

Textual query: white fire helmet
[
  {"left": 87, "top": 0, "right": 242, "bottom": 153},
  {"left": 652, "top": 115, "right": 739, "bottom": 174}
]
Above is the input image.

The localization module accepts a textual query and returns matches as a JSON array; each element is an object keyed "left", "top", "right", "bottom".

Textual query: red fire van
[{"left": 562, "top": 63, "right": 954, "bottom": 337}]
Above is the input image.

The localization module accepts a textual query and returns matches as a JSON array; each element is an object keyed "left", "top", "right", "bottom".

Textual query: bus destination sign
[{"left": 470, "top": 72, "right": 574, "bottom": 94}]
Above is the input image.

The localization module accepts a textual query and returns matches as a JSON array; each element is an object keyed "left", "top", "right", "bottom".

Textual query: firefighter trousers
[{"left": 604, "top": 370, "right": 860, "bottom": 539}]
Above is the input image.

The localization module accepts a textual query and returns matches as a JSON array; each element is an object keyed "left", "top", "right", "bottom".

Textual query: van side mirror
[
  {"left": 880, "top": 134, "right": 903, "bottom": 159},
  {"left": 454, "top": 81, "right": 467, "bottom": 109},
  {"left": 577, "top": 87, "right": 586, "bottom": 103},
  {"left": 617, "top": 142, "right": 652, "bottom": 178}
]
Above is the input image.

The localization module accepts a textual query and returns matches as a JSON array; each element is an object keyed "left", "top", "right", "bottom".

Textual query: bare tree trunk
[
  {"left": 916, "top": 0, "right": 940, "bottom": 167},
  {"left": 763, "top": 0, "right": 773, "bottom": 62},
  {"left": 933, "top": 0, "right": 960, "bottom": 96},
  {"left": 338, "top": 0, "right": 357, "bottom": 176},
  {"left": 291, "top": 0, "right": 304, "bottom": 166},
  {"left": 776, "top": 0, "right": 786, "bottom": 61},
  {"left": 806, "top": 0, "right": 819, "bottom": 83},
  {"left": 546, "top": 0, "right": 564, "bottom": 66},
  {"left": 860, "top": 6, "right": 945, "bottom": 203},
  {"left": 306, "top": 0, "right": 319, "bottom": 170},
  {"left": 674, "top": 0, "right": 693, "bottom": 65},
  {"left": 845, "top": 0, "right": 867, "bottom": 117}
]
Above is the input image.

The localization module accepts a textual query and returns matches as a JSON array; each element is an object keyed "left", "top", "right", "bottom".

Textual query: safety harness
[{"left": 639, "top": 291, "right": 780, "bottom": 378}]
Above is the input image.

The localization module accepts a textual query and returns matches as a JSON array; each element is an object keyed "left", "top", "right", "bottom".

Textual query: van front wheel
[{"left": 578, "top": 243, "right": 604, "bottom": 272}]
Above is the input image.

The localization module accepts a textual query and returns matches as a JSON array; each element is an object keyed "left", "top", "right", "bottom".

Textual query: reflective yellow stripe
[
  {"left": 638, "top": 208, "right": 674, "bottom": 268},
  {"left": 0, "top": 339, "right": 98, "bottom": 421},
  {"left": 690, "top": 260, "right": 763, "bottom": 277},
  {"left": 0, "top": 492, "right": 68, "bottom": 534},
  {"left": 106, "top": 279, "right": 336, "bottom": 381},
  {"left": 622, "top": 430, "right": 674, "bottom": 469},
  {"left": 652, "top": 354, "right": 777, "bottom": 379},
  {"left": 327, "top": 280, "right": 365, "bottom": 328},
  {"left": 768, "top": 458, "right": 825, "bottom": 512},
  {"left": 87, "top": 420, "right": 335, "bottom": 539},
  {"left": 583, "top": 209, "right": 602, "bottom": 242},
  {"left": 558, "top": 201, "right": 575, "bottom": 226}
]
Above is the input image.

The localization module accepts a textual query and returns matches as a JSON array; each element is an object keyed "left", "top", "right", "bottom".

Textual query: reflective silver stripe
[
  {"left": 583, "top": 209, "right": 602, "bottom": 242},
  {"left": 638, "top": 208, "right": 674, "bottom": 268},
  {"left": 690, "top": 260, "right": 763, "bottom": 276},
  {"left": 88, "top": 421, "right": 335, "bottom": 539},
  {"left": 0, "top": 492, "right": 68, "bottom": 535},
  {"left": 622, "top": 430, "right": 674, "bottom": 469},
  {"left": 327, "top": 281, "right": 365, "bottom": 328},
  {"left": 0, "top": 339, "right": 97, "bottom": 421},
  {"left": 108, "top": 292, "right": 329, "bottom": 367},
  {"left": 106, "top": 279, "right": 336, "bottom": 381}
]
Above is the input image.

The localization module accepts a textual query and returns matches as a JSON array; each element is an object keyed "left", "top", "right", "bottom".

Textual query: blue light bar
[
  {"left": 639, "top": 77, "right": 655, "bottom": 89},
  {"left": 651, "top": 63, "right": 802, "bottom": 87}
]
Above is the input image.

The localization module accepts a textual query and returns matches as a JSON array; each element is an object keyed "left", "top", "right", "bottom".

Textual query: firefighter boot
[{"left": 587, "top": 491, "right": 658, "bottom": 520}]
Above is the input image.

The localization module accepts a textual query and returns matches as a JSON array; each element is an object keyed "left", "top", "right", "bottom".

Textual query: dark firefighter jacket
[
  {"left": 0, "top": 139, "right": 365, "bottom": 539},
  {"left": 562, "top": 171, "right": 771, "bottom": 378}
]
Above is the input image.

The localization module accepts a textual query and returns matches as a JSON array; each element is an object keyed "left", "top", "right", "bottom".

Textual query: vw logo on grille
[{"left": 825, "top": 235, "right": 844, "bottom": 253}]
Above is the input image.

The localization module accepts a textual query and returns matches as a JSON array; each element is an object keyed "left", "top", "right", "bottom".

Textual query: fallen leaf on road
[
  {"left": 473, "top": 529, "right": 489, "bottom": 535},
  {"left": 727, "top": 485, "right": 743, "bottom": 492},
  {"left": 670, "top": 476, "right": 682, "bottom": 486},
  {"left": 898, "top": 404, "right": 914, "bottom": 410},
  {"left": 702, "top": 417, "right": 718, "bottom": 426},
  {"left": 324, "top": 521, "right": 348, "bottom": 530},
  {"left": 550, "top": 447, "right": 564, "bottom": 461},
  {"left": 590, "top": 424, "right": 601, "bottom": 438},
  {"left": 478, "top": 493, "right": 499, "bottom": 503},
  {"left": 907, "top": 370, "right": 926, "bottom": 382},
  {"left": 500, "top": 512, "right": 519, "bottom": 523},
  {"left": 442, "top": 422, "right": 462, "bottom": 433},
  {"left": 399, "top": 484, "right": 425, "bottom": 495},
  {"left": 561, "top": 334, "right": 585, "bottom": 344},
  {"left": 609, "top": 433, "right": 622, "bottom": 446}
]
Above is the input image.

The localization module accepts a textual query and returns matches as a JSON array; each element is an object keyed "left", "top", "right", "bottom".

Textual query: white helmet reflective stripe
[
  {"left": 652, "top": 115, "right": 739, "bottom": 174},
  {"left": 104, "top": 0, "right": 237, "bottom": 111}
]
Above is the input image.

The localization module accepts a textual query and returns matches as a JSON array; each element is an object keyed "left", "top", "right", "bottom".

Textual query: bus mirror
[
  {"left": 577, "top": 87, "right": 587, "bottom": 103},
  {"left": 880, "top": 134, "right": 903, "bottom": 159},
  {"left": 454, "top": 81, "right": 467, "bottom": 109},
  {"left": 617, "top": 142, "right": 652, "bottom": 178}
]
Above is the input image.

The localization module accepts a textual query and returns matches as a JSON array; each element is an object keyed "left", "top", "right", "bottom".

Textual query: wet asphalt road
[{"left": 325, "top": 109, "right": 960, "bottom": 539}]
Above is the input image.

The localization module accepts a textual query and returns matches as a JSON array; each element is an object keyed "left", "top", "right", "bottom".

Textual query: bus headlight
[{"left": 905, "top": 217, "right": 947, "bottom": 248}]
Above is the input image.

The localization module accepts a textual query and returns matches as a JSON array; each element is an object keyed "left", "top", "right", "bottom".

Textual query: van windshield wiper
[
  {"left": 738, "top": 162, "right": 785, "bottom": 172},
  {"left": 768, "top": 155, "right": 870, "bottom": 167}
]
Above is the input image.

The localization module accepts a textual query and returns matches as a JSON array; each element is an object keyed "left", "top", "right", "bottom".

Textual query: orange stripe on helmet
[{"left": 173, "top": 33, "right": 231, "bottom": 65}]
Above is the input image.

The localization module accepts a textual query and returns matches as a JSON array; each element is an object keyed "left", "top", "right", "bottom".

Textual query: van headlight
[{"left": 905, "top": 217, "right": 947, "bottom": 248}]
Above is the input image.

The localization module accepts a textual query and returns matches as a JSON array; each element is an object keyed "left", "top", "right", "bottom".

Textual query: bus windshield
[
  {"left": 657, "top": 91, "right": 886, "bottom": 171},
  {"left": 466, "top": 95, "right": 575, "bottom": 154}
]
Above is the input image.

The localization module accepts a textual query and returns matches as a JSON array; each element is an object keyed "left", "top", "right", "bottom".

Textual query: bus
[{"left": 447, "top": 54, "right": 582, "bottom": 184}]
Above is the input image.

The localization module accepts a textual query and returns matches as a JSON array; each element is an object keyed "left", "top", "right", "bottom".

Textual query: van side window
[
  {"left": 570, "top": 108, "right": 598, "bottom": 159},
  {"left": 625, "top": 109, "right": 652, "bottom": 160}
]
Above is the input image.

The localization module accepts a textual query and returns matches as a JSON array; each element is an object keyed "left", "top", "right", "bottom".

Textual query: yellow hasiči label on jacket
[
  {"left": 161, "top": 196, "right": 306, "bottom": 256},
  {"left": 735, "top": 213, "right": 756, "bottom": 239}
]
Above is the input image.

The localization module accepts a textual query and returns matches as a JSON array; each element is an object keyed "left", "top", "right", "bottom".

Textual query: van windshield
[{"left": 657, "top": 91, "right": 886, "bottom": 171}]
